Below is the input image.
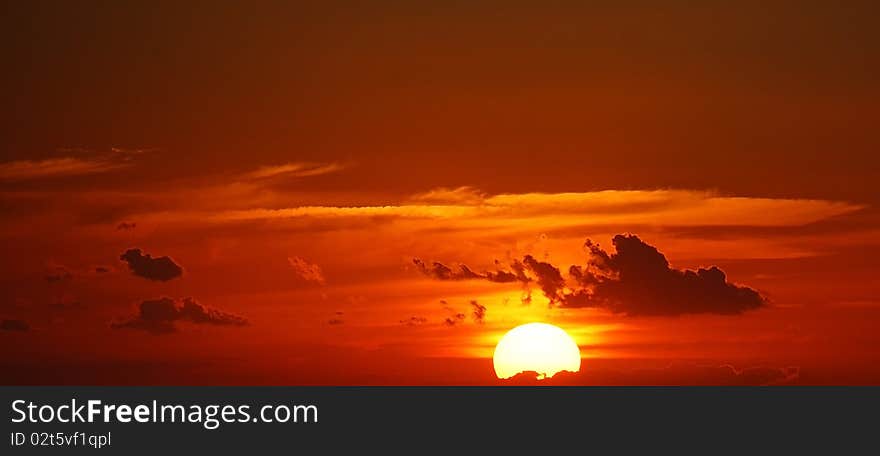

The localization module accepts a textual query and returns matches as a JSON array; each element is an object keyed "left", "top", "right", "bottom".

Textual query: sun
[{"left": 493, "top": 322, "right": 581, "bottom": 380}]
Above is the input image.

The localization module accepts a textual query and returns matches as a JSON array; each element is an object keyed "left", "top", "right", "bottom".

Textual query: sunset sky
[{"left": 1, "top": 1, "right": 879, "bottom": 385}]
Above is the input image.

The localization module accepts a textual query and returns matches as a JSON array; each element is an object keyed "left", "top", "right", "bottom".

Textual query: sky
[{"left": 1, "top": 1, "right": 879, "bottom": 385}]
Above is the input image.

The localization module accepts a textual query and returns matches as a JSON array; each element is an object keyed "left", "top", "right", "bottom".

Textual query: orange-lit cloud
[
  {"left": 0, "top": 148, "right": 146, "bottom": 181},
  {"left": 242, "top": 162, "right": 347, "bottom": 180},
  {"left": 0, "top": 157, "right": 127, "bottom": 181},
  {"left": 287, "top": 256, "right": 326, "bottom": 284},
  {"left": 121, "top": 190, "right": 862, "bottom": 236}
]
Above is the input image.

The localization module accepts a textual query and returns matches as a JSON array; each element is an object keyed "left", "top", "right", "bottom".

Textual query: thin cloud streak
[
  {"left": 243, "top": 162, "right": 347, "bottom": 180},
  {"left": 0, "top": 148, "right": 148, "bottom": 181},
  {"left": 0, "top": 157, "right": 130, "bottom": 181},
  {"left": 135, "top": 190, "right": 863, "bottom": 229}
]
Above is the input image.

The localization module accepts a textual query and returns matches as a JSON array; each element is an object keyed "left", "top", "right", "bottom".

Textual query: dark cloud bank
[
  {"left": 502, "top": 363, "right": 800, "bottom": 386},
  {"left": 120, "top": 248, "right": 183, "bottom": 281},
  {"left": 112, "top": 297, "right": 247, "bottom": 334},
  {"left": 415, "top": 234, "right": 766, "bottom": 316}
]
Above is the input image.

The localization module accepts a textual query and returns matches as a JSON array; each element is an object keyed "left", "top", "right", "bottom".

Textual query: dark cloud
[
  {"left": 111, "top": 297, "right": 246, "bottom": 334},
  {"left": 1, "top": 319, "right": 29, "bottom": 331},
  {"left": 521, "top": 255, "right": 565, "bottom": 303},
  {"left": 120, "top": 248, "right": 183, "bottom": 281},
  {"left": 400, "top": 316, "right": 428, "bottom": 326},
  {"left": 45, "top": 265, "right": 72, "bottom": 283},
  {"left": 413, "top": 258, "right": 530, "bottom": 288},
  {"left": 486, "top": 260, "right": 528, "bottom": 283},
  {"left": 94, "top": 266, "right": 111, "bottom": 274},
  {"left": 412, "top": 259, "right": 481, "bottom": 281},
  {"left": 444, "top": 313, "right": 466, "bottom": 326},
  {"left": 116, "top": 222, "right": 137, "bottom": 231},
  {"left": 500, "top": 363, "right": 799, "bottom": 386},
  {"left": 561, "top": 235, "right": 766, "bottom": 315},
  {"left": 470, "top": 300, "right": 486, "bottom": 324},
  {"left": 416, "top": 234, "right": 766, "bottom": 316}
]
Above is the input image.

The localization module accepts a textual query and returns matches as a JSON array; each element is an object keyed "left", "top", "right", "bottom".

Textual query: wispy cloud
[
  {"left": 189, "top": 190, "right": 863, "bottom": 228},
  {"left": 243, "top": 162, "right": 346, "bottom": 180},
  {"left": 0, "top": 148, "right": 147, "bottom": 181},
  {"left": 0, "top": 157, "right": 126, "bottom": 181}
]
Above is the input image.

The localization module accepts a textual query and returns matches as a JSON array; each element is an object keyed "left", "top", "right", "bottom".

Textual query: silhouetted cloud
[
  {"left": 94, "top": 266, "right": 111, "bottom": 274},
  {"left": 500, "top": 362, "right": 799, "bottom": 386},
  {"left": 120, "top": 248, "right": 183, "bottom": 281},
  {"left": 470, "top": 300, "right": 486, "bottom": 324},
  {"left": 116, "top": 222, "right": 137, "bottom": 231},
  {"left": 444, "top": 313, "right": 466, "bottom": 326},
  {"left": 521, "top": 255, "right": 565, "bottom": 303},
  {"left": 486, "top": 259, "right": 529, "bottom": 283},
  {"left": 287, "top": 256, "right": 325, "bottom": 284},
  {"left": 412, "top": 259, "right": 482, "bottom": 280},
  {"left": 413, "top": 258, "right": 528, "bottom": 285},
  {"left": 400, "top": 316, "right": 428, "bottom": 326},
  {"left": 111, "top": 297, "right": 246, "bottom": 334},
  {"left": 562, "top": 234, "right": 766, "bottom": 315},
  {"left": 416, "top": 234, "right": 765, "bottom": 316},
  {"left": 0, "top": 319, "right": 29, "bottom": 331}
]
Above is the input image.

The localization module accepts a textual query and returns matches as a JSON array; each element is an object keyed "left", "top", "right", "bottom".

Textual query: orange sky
[{"left": 1, "top": 1, "right": 879, "bottom": 385}]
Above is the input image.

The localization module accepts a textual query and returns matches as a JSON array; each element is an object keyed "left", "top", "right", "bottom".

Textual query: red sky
[{"left": 1, "top": 1, "right": 879, "bottom": 385}]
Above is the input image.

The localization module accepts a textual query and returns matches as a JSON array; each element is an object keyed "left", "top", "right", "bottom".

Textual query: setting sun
[{"left": 493, "top": 323, "right": 582, "bottom": 380}]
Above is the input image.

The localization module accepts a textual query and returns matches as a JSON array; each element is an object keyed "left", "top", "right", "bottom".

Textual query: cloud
[
  {"left": 409, "top": 186, "right": 487, "bottom": 205},
  {"left": 444, "top": 313, "right": 466, "bottom": 326},
  {"left": 470, "top": 300, "right": 486, "bottom": 324},
  {"left": 287, "top": 257, "right": 326, "bottom": 284},
  {"left": 177, "top": 190, "right": 862, "bottom": 233},
  {"left": 120, "top": 248, "right": 183, "bottom": 281},
  {"left": 116, "top": 222, "right": 137, "bottom": 231},
  {"left": 111, "top": 297, "right": 247, "bottom": 334},
  {"left": 500, "top": 363, "right": 799, "bottom": 386},
  {"left": 413, "top": 258, "right": 528, "bottom": 285},
  {"left": 416, "top": 234, "right": 766, "bottom": 316},
  {"left": 94, "top": 266, "right": 111, "bottom": 274},
  {"left": 400, "top": 316, "right": 428, "bottom": 326},
  {"left": 521, "top": 256, "right": 565, "bottom": 303},
  {"left": 562, "top": 234, "right": 766, "bottom": 315},
  {"left": 0, "top": 319, "right": 29, "bottom": 331},
  {"left": 0, "top": 149, "right": 144, "bottom": 181},
  {"left": 412, "top": 258, "right": 482, "bottom": 281},
  {"left": 243, "top": 162, "right": 346, "bottom": 180}
]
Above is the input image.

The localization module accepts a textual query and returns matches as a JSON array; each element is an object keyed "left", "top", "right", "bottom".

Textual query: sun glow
[{"left": 493, "top": 323, "right": 582, "bottom": 380}]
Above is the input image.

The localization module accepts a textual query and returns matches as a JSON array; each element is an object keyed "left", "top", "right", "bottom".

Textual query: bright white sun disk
[{"left": 493, "top": 322, "right": 581, "bottom": 379}]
